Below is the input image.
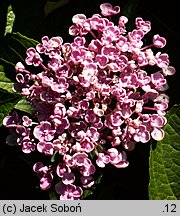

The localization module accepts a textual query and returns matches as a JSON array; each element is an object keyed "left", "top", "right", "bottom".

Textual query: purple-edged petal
[
  {"left": 62, "top": 172, "right": 75, "bottom": 185},
  {"left": 151, "top": 127, "right": 165, "bottom": 141},
  {"left": 72, "top": 186, "right": 83, "bottom": 197}
]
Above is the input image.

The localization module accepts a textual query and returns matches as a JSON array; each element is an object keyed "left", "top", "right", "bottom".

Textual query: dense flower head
[{"left": 3, "top": 3, "right": 175, "bottom": 200}]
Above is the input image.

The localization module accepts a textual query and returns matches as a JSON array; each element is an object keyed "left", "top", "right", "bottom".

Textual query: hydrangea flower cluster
[{"left": 3, "top": 3, "right": 175, "bottom": 200}]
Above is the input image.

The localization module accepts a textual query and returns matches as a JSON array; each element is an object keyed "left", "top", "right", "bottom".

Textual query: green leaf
[
  {"left": 14, "top": 97, "right": 35, "bottom": 115},
  {"left": 13, "top": 32, "right": 39, "bottom": 50},
  {"left": 0, "top": 32, "right": 39, "bottom": 85},
  {"left": 0, "top": 89, "right": 21, "bottom": 126},
  {"left": 0, "top": 65, "right": 14, "bottom": 92},
  {"left": 50, "top": 150, "right": 58, "bottom": 163},
  {"left": 81, "top": 189, "right": 93, "bottom": 200},
  {"left": 0, "top": 32, "right": 39, "bottom": 66},
  {"left": 95, "top": 171, "right": 103, "bottom": 185},
  {"left": 149, "top": 105, "right": 180, "bottom": 200},
  {"left": 0, "top": 0, "right": 11, "bottom": 38},
  {"left": 81, "top": 171, "right": 103, "bottom": 200},
  {"left": 5, "top": 5, "right": 15, "bottom": 35}
]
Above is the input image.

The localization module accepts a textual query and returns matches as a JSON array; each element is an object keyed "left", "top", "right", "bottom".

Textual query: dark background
[{"left": 0, "top": 0, "right": 179, "bottom": 200}]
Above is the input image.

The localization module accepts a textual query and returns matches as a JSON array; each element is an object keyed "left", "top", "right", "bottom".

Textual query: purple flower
[
  {"left": 54, "top": 103, "right": 66, "bottom": 116},
  {"left": 53, "top": 116, "right": 70, "bottom": 134},
  {"left": 69, "top": 121, "right": 87, "bottom": 140},
  {"left": 107, "top": 148, "right": 121, "bottom": 164},
  {"left": 69, "top": 24, "right": 81, "bottom": 36},
  {"left": 85, "top": 110, "right": 103, "bottom": 129},
  {"left": 15, "top": 62, "right": 25, "bottom": 72},
  {"left": 96, "top": 153, "right": 110, "bottom": 168},
  {"left": 22, "top": 116, "right": 32, "bottom": 127},
  {"left": 107, "top": 148, "right": 129, "bottom": 168},
  {"left": 150, "top": 114, "right": 166, "bottom": 128},
  {"left": 90, "top": 15, "right": 107, "bottom": 31},
  {"left": 162, "top": 66, "right": 176, "bottom": 76},
  {"left": 151, "top": 127, "right": 165, "bottom": 141},
  {"left": 111, "top": 137, "right": 121, "bottom": 147},
  {"left": 101, "top": 45, "right": 119, "bottom": 60},
  {"left": 86, "top": 127, "right": 100, "bottom": 142},
  {"left": 71, "top": 49, "right": 85, "bottom": 64},
  {"left": 128, "top": 29, "right": 144, "bottom": 42},
  {"left": 116, "top": 35, "right": 129, "bottom": 52},
  {"left": 155, "top": 52, "right": 169, "bottom": 69},
  {"left": 151, "top": 72, "right": 168, "bottom": 90},
  {"left": 135, "top": 17, "right": 151, "bottom": 34},
  {"left": 137, "top": 70, "right": 151, "bottom": 86},
  {"left": 56, "top": 164, "right": 75, "bottom": 185},
  {"left": 153, "top": 34, "right": 166, "bottom": 48},
  {"left": 79, "top": 137, "right": 94, "bottom": 153},
  {"left": 95, "top": 54, "right": 108, "bottom": 68},
  {"left": 41, "top": 76, "right": 54, "bottom": 88},
  {"left": 80, "top": 176, "right": 94, "bottom": 188},
  {"left": 73, "top": 152, "right": 88, "bottom": 166},
  {"left": 22, "top": 137, "right": 36, "bottom": 153},
  {"left": 80, "top": 158, "right": 96, "bottom": 176},
  {"left": 117, "top": 101, "right": 134, "bottom": 119},
  {"left": 103, "top": 26, "right": 120, "bottom": 41},
  {"left": 39, "top": 177, "right": 52, "bottom": 190},
  {"left": 66, "top": 107, "right": 81, "bottom": 119},
  {"left": 110, "top": 112, "right": 123, "bottom": 127},
  {"left": 71, "top": 36, "right": 86, "bottom": 48},
  {"left": 72, "top": 14, "right": 86, "bottom": 25},
  {"left": 55, "top": 182, "right": 83, "bottom": 200},
  {"left": 51, "top": 77, "right": 69, "bottom": 93},
  {"left": 33, "top": 162, "right": 48, "bottom": 173},
  {"left": 88, "top": 39, "right": 102, "bottom": 53},
  {"left": 53, "top": 139, "right": 69, "bottom": 155},
  {"left": 133, "top": 125, "right": 150, "bottom": 143},
  {"left": 119, "top": 16, "right": 128, "bottom": 27},
  {"left": 37, "top": 141, "right": 54, "bottom": 155},
  {"left": 16, "top": 125, "right": 30, "bottom": 137},
  {"left": 25, "top": 47, "right": 43, "bottom": 66},
  {"left": 36, "top": 36, "right": 63, "bottom": 56},
  {"left": 33, "top": 162, "right": 53, "bottom": 190},
  {"left": 33, "top": 121, "right": 55, "bottom": 142},
  {"left": 48, "top": 56, "right": 63, "bottom": 72},
  {"left": 3, "top": 111, "right": 19, "bottom": 128},
  {"left": 79, "top": 100, "right": 89, "bottom": 110},
  {"left": 100, "top": 3, "right": 120, "bottom": 16},
  {"left": 3, "top": 2, "right": 176, "bottom": 200},
  {"left": 154, "top": 99, "right": 168, "bottom": 115}
]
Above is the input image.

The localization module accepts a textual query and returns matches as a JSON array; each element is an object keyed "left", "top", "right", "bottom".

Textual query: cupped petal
[
  {"left": 151, "top": 127, "right": 165, "bottom": 141},
  {"left": 40, "top": 177, "right": 51, "bottom": 190},
  {"left": 62, "top": 172, "right": 75, "bottom": 185},
  {"left": 72, "top": 186, "right": 83, "bottom": 198}
]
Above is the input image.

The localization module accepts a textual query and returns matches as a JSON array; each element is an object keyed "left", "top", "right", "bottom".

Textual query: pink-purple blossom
[
  {"left": 55, "top": 182, "right": 83, "bottom": 200},
  {"left": 25, "top": 47, "right": 43, "bottom": 66},
  {"left": 33, "top": 162, "right": 53, "bottom": 190},
  {"left": 100, "top": 3, "right": 120, "bottom": 17},
  {"left": 3, "top": 2, "right": 176, "bottom": 200},
  {"left": 33, "top": 121, "right": 55, "bottom": 142},
  {"left": 3, "top": 111, "right": 19, "bottom": 128}
]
